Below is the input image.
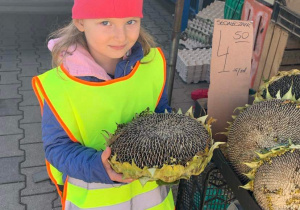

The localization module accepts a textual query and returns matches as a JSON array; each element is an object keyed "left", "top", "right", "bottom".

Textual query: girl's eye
[
  {"left": 101, "top": 21, "right": 111, "bottom": 26},
  {"left": 127, "top": 20, "right": 136, "bottom": 25}
]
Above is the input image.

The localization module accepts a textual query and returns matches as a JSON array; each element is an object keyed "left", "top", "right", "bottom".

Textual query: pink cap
[{"left": 72, "top": 0, "right": 143, "bottom": 19}]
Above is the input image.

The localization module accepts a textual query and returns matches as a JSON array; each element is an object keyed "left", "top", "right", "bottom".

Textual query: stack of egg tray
[
  {"left": 196, "top": 1, "right": 225, "bottom": 22},
  {"left": 196, "top": 1, "right": 225, "bottom": 21},
  {"left": 180, "top": 17, "right": 214, "bottom": 48},
  {"left": 176, "top": 48, "right": 211, "bottom": 84},
  {"left": 180, "top": 1, "right": 225, "bottom": 49},
  {"left": 176, "top": 163, "right": 236, "bottom": 210}
]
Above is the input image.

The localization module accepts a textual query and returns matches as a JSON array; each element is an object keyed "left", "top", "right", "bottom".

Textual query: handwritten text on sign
[{"left": 208, "top": 19, "right": 253, "bottom": 142}]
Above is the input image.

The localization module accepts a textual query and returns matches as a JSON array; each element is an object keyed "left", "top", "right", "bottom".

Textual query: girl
[{"left": 32, "top": 0, "right": 175, "bottom": 209}]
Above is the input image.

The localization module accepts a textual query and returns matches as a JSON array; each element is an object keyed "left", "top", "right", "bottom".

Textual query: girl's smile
[
  {"left": 109, "top": 44, "right": 127, "bottom": 50},
  {"left": 74, "top": 17, "right": 141, "bottom": 74}
]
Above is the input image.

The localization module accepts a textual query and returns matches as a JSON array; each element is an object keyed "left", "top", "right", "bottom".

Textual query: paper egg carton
[
  {"left": 179, "top": 38, "right": 209, "bottom": 49},
  {"left": 181, "top": 1, "right": 224, "bottom": 49},
  {"left": 196, "top": 0, "right": 225, "bottom": 21},
  {"left": 176, "top": 48, "right": 212, "bottom": 84}
]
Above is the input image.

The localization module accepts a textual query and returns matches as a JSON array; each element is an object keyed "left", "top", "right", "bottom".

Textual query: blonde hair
[{"left": 48, "top": 20, "right": 156, "bottom": 68}]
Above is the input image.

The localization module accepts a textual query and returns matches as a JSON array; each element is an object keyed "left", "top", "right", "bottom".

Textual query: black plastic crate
[
  {"left": 176, "top": 163, "right": 236, "bottom": 210},
  {"left": 272, "top": 1, "right": 300, "bottom": 38},
  {"left": 176, "top": 149, "right": 262, "bottom": 210}
]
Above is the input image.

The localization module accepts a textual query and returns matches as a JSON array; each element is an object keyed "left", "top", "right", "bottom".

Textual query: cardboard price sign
[{"left": 208, "top": 19, "right": 253, "bottom": 142}]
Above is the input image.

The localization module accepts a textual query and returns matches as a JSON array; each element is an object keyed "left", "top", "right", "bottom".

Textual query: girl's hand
[{"left": 101, "top": 147, "right": 134, "bottom": 183}]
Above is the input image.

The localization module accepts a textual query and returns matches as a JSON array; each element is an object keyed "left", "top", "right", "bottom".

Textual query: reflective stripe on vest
[
  {"left": 32, "top": 48, "right": 174, "bottom": 209},
  {"left": 65, "top": 177, "right": 174, "bottom": 210}
]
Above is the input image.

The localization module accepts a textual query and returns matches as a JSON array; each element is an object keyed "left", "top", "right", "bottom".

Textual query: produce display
[
  {"left": 105, "top": 69, "right": 300, "bottom": 209},
  {"left": 107, "top": 108, "right": 222, "bottom": 184},
  {"left": 255, "top": 69, "right": 300, "bottom": 103},
  {"left": 224, "top": 69, "right": 300, "bottom": 209},
  {"left": 243, "top": 145, "right": 300, "bottom": 210},
  {"left": 226, "top": 99, "right": 300, "bottom": 181}
]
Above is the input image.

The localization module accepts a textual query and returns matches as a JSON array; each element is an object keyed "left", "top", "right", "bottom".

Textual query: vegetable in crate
[
  {"left": 242, "top": 144, "right": 300, "bottom": 210},
  {"left": 255, "top": 69, "right": 300, "bottom": 103},
  {"left": 225, "top": 99, "right": 300, "bottom": 181},
  {"left": 105, "top": 108, "right": 223, "bottom": 184}
]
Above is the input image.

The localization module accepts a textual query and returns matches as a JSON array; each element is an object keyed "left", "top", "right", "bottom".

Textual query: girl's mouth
[{"left": 109, "top": 45, "right": 126, "bottom": 50}]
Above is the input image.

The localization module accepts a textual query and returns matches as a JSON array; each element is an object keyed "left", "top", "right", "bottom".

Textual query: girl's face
[{"left": 74, "top": 17, "right": 141, "bottom": 61}]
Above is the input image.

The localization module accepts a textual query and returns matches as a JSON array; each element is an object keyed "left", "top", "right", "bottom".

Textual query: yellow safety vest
[{"left": 32, "top": 48, "right": 174, "bottom": 209}]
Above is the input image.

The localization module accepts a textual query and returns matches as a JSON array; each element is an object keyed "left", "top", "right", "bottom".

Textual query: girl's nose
[{"left": 114, "top": 26, "right": 126, "bottom": 42}]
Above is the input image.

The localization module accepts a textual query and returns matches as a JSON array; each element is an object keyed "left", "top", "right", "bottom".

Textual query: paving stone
[
  {"left": 0, "top": 115, "right": 23, "bottom": 135},
  {"left": 0, "top": 98, "right": 22, "bottom": 116},
  {"left": 20, "top": 123, "right": 42, "bottom": 144},
  {"left": 19, "top": 60, "right": 39, "bottom": 66},
  {"left": 19, "top": 54, "right": 39, "bottom": 64},
  {"left": 160, "top": 27, "right": 173, "bottom": 35},
  {"left": 37, "top": 67, "right": 48, "bottom": 74},
  {"left": 145, "top": 11, "right": 162, "bottom": 20},
  {"left": 0, "top": 134, "right": 23, "bottom": 158},
  {"left": 35, "top": 48, "right": 49, "bottom": 55},
  {"left": 0, "top": 31, "right": 17, "bottom": 38},
  {"left": 53, "top": 195, "right": 62, "bottom": 208},
  {"left": 153, "top": 34, "right": 170, "bottom": 43},
  {"left": 144, "top": 27, "right": 165, "bottom": 36},
  {"left": 34, "top": 40, "right": 48, "bottom": 47},
  {"left": 19, "top": 76, "right": 33, "bottom": 91},
  {"left": 141, "top": 19, "right": 159, "bottom": 28},
  {"left": 19, "top": 90, "right": 39, "bottom": 106},
  {"left": 157, "top": 20, "right": 173, "bottom": 28},
  {"left": 0, "top": 84, "right": 21, "bottom": 99},
  {"left": 32, "top": 168, "right": 49, "bottom": 183},
  {"left": 38, "top": 52, "right": 51, "bottom": 60},
  {"left": 158, "top": 47, "right": 170, "bottom": 60},
  {"left": 184, "top": 81, "right": 209, "bottom": 93},
  {"left": 0, "top": 62, "right": 20, "bottom": 71},
  {"left": 173, "top": 77, "right": 184, "bottom": 89},
  {"left": 38, "top": 59, "right": 51, "bottom": 69},
  {"left": 19, "top": 106, "right": 41, "bottom": 123},
  {"left": 17, "top": 37, "right": 35, "bottom": 43},
  {"left": 0, "top": 156, "right": 25, "bottom": 184},
  {"left": 20, "top": 143, "right": 45, "bottom": 168},
  {"left": 18, "top": 64, "right": 40, "bottom": 77},
  {"left": 21, "top": 192, "right": 57, "bottom": 210},
  {"left": 0, "top": 24, "right": 17, "bottom": 32},
  {"left": 19, "top": 52, "right": 38, "bottom": 60},
  {"left": 0, "top": 71, "right": 20, "bottom": 84},
  {"left": 18, "top": 45, "right": 36, "bottom": 51},
  {"left": 0, "top": 49, "right": 20, "bottom": 56},
  {"left": 19, "top": 58, "right": 39, "bottom": 65},
  {"left": 163, "top": 15, "right": 174, "bottom": 23},
  {"left": 21, "top": 166, "right": 55, "bottom": 196},
  {"left": 0, "top": 25, "right": 16, "bottom": 32},
  {"left": 1, "top": 54, "right": 20, "bottom": 62},
  {"left": 171, "top": 88, "right": 191, "bottom": 103},
  {"left": 0, "top": 39, "right": 17, "bottom": 46},
  {"left": 159, "top": 9, "right": 174, "bottom": 17},
  {"left": 0, "top": 182, "right": 25, "bottom": 210},
  {"left": 0, "top": 45, "right": 18, "bottom": 50},
  {"left": 18, "top": 49, "right": 39, "bottom": 55}
]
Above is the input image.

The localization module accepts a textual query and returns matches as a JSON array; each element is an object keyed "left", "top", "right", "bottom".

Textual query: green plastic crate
[{"left": 224, "top": 0, "right": 245, "bottom": 20}]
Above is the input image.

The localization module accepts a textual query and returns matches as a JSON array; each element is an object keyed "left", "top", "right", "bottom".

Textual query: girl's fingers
[
  {"left": 111, "top": 172, "right": 134, "bottom": 183},
  {"left": 101, "top": 147, "right": 134, "bottom": 183},
  {"left": 101, "top": 147, "right": 111, "bottom": 161}
]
